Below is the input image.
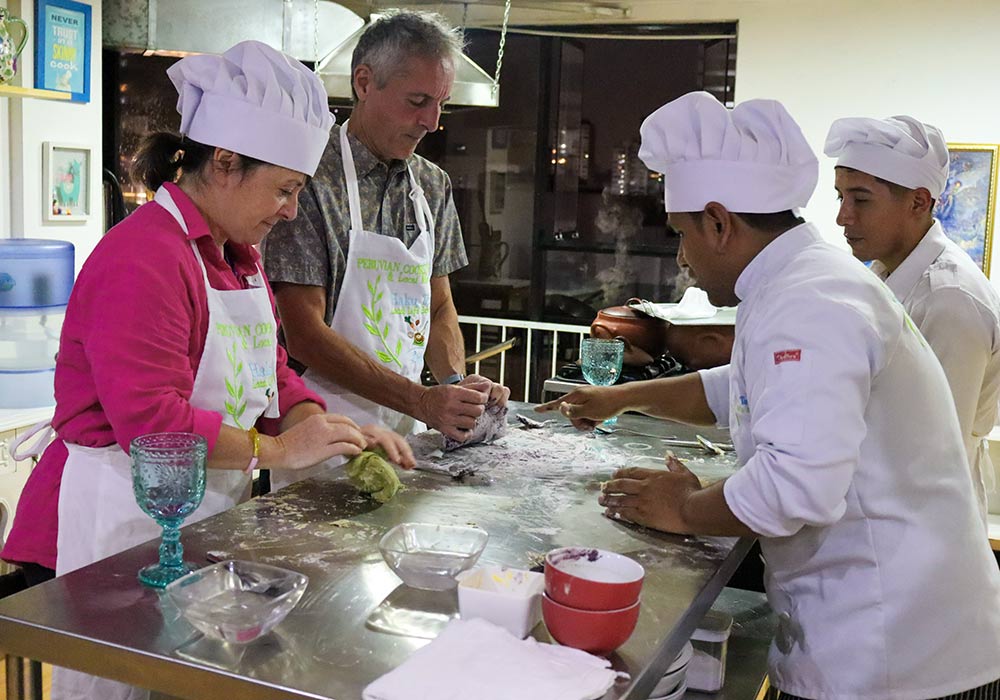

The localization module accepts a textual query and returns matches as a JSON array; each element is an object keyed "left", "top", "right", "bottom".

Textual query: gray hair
[{"left": 351, "top": 10, "right": 465, "bottom": 100}]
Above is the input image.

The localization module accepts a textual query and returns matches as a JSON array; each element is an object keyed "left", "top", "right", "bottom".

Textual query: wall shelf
[
  {"left": 0, "top": 85, "right": 72, "bottom": 101},
  {"left": 541, "top": 242, "right": 678, "bottom": 258}
]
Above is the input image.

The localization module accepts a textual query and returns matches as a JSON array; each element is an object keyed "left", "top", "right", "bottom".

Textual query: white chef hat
[
  {"left": 823, "top": 116, "right": 949, "bottom": 198},
  {"left": 638, "top": 92, "right": 818, "bottom": 214},
  {"left": 166, "top": 40, "right": 334, "bottom": 177}
]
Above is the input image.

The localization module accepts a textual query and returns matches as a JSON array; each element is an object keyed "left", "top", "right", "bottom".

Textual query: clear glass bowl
[
  {"left": 378, "top": 523, "right": 489, "bottom": 591},
  {"left": 165, "top": 560, "right": 308, "bottom": 644}
]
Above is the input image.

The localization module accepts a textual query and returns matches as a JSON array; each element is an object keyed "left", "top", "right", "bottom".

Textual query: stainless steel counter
[{"left": 0, "top": 403, "right": 751, "bottom": 700}]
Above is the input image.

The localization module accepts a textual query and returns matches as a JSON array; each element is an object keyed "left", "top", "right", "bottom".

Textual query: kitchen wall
[
  {"left": 3, "top": 0, "right": 1000, "bottom": 276},
  {"left": 1, "top": 0, "right": 102, "bottom": 276},
  {"left": 609, "top": 0, "right": 1000, "bottom": 278}
]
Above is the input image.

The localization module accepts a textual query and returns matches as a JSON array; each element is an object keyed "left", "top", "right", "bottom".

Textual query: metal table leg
[
  {"left": 6, "top": 654, "right": 26, "bottom": 700},
  {"left": 4, "top": 655, "right": 42, "bottom": 700},
  {"left": 27, "top": 658, "right": 43, "bottom": 700}
]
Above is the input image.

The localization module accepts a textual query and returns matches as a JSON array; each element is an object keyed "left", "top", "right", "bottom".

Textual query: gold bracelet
[{"left": 245, "top": 427, "right": 261, "bottom": 474}]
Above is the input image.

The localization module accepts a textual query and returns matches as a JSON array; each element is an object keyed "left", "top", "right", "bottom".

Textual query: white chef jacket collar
[
  {"left": 734, "top": 221, "right": 823, "bottom": 302},
  {"left": 870, "top": 220, "right": 948, "bottom": 299}
]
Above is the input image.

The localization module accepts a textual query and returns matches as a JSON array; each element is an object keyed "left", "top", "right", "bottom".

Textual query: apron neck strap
[
  {"left": 406, "top": 163, "right": 432, "bottom": 236},
  {"left": 341, "top": 120, "right": 434, "bottom": 238},
  {"left": 340, "top": 121, "right": 366, "bottom": 235}
]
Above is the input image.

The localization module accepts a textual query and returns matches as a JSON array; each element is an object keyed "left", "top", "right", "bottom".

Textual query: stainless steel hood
[
  {"left": 103, "top": 0, "right": 363, "bottom": 63},
  {"left": 315, "top": 17, "right": 500, "bottom": 108}
]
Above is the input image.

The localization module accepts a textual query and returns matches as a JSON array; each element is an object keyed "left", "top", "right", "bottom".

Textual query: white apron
[
  {"left": 52, "top": 185, "right": 280, "bottom": 700},
  {"left": 271, "top": 122, "right": 434, "bottom": 491}
]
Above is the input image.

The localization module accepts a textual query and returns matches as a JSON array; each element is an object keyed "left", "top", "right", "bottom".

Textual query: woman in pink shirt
[{"left": 3, "top": 41, "right": 412, "bottom": 700}]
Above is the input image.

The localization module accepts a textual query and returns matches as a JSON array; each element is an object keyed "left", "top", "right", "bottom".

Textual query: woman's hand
[
  {"left": 271, "top": 413, "right": 366, "bottom": 470},
  {"left": 361, "top": 424, "right": 416, "bottom": 469}
]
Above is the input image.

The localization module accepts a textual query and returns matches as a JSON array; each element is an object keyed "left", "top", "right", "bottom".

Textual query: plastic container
[
  {"left": 0, "top": 239, "right": 73, "bottom": 408},
  {"left": 0, "top": 239, "right": 74, "bottom": 309},
  {"left": 0, "top": 307, "right": 64, "bottom": 371},
  {"left": 457, "top": 566, "right": 544, "bottom": 638},
  {"left": 686, "top": 609, "right": 733, "bottom": 692},
  {"left": 0, "top": 367, "right": 55, "bottom": 408}
]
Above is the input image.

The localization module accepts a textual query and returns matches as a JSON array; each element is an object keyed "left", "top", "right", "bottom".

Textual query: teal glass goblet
[
  {"left": 580, "top": 337, "right": 625, "bottom": 427},
  {"left": 131, "top": 432, "right": 207, "bottom": 588}
]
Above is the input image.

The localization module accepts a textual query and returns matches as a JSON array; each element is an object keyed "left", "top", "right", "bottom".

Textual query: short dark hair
[
  {"left": 350, "top": 10, "right": 465, "bottom": 101},
  {"left": 690, "top": 209, "right": 803, "bottom": 234}
]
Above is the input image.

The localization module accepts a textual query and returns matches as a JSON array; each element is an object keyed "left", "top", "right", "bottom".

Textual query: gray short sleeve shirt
[{"left": 262, "top": 123, "right": 468, "bottom": 326}]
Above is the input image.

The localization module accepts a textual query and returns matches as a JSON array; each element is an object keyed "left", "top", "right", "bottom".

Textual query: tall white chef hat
[
  {"left": 823, "top": 116, "right": 949, "bottom": 198},
  {"left": 166, "top": 40, "right": 334, "bottom": 177},
  {"left": 638, "top": 92, "right": 818, "bottom": 214}
]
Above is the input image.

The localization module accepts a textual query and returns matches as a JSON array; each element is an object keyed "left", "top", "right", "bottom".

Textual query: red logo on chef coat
[{"left": 773, "top": 349, "right": 801, "bottom": 365}]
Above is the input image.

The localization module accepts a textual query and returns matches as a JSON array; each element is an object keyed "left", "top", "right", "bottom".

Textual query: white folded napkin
[
  {"left": 671, "top": 287, "right": 717, "bottom": 319},
  {"left": 630, "top": 287, "right": 737, "bottom": 325},
  {"left": 363, "top": 618, "right": 625, "bottom": 700}
]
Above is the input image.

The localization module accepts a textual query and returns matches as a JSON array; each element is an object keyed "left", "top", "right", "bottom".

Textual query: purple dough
[{"left": 443, "top": 402, "right": 509, "bottom": 452}]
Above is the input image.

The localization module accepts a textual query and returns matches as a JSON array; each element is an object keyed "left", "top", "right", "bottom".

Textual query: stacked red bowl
[{"left": 542, "top": 547, "right": 645, "bottom": 656}]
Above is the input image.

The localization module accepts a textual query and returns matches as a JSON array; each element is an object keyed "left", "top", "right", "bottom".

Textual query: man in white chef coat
[
  {"left": 825, "top": 115, "right": 1000, "bottom": 525},
  {"left": 538, "top": 92, "right": 1000, "bottom": 700}
]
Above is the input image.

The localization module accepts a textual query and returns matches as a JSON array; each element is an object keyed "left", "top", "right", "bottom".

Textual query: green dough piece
[{"left": 345, "top": 449, "right": 403, "bottom": 503}]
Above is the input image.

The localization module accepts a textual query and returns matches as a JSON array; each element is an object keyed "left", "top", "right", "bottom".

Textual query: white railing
[{"left": 457, "top": 314, "right": 590, "bottom": 402}]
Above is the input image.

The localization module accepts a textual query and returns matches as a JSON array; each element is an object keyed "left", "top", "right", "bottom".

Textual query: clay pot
[
  {"left": 591, "top": 304, "right": 735, "bottom": 370},
  {"left": 590, "top": 305, "right": 669, "bottom": 361}
]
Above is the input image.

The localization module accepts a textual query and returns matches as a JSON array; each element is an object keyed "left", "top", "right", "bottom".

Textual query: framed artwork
[
  {"left": 934, "top": 143, "right": 999, "bottom": 276},
  {"left": 34, "top": 0, "right": 92, "bottom": 103},
  {"left": 43, "top": 142, "right": 90, "bottom": 222}
]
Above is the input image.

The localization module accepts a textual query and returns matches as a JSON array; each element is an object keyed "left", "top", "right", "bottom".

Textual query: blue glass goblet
[
  {"left": 131, "top": 432, "right": 207, "bottom": 588},
  {"left": 580, "top": 337, "right": 625, "bottom": 427}
]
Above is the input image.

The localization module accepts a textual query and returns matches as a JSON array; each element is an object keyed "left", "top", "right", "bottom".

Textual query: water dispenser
[{"left": 0, "top": 239, "right": 74, "bottom": 408}]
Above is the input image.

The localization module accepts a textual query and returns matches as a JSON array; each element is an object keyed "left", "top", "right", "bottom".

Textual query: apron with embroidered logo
[
  {"left": 51, "top": 185, "right": 280, "bottom": 699},
  {"left": 272, "top": 122, "right": 434, "bottom": 491}
]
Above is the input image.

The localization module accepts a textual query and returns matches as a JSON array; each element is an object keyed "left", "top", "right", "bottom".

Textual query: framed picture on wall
[
  {"left": 43, "top": 142, "right": 90, "bottom": 222},
  {"left": 34, "top": 0, "right": 92, "bottom": 103},
  {"left": 934, "top": 143, "right": 1000, "bottom": 276}
]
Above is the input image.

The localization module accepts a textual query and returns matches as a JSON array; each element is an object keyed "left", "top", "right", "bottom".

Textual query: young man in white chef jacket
[
  {"left": 825, "top": 115, "right": 1000, "bottom": 526},
  {"left": 539, "top": 92, "right": 1000, "bottom": 700}
]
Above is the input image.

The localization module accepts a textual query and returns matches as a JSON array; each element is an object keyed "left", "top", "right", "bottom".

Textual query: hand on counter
[
  {"left": 416, "top": 381, "right": 488, "bottom": 442},
  {"left": 267, "top": 413, "right": 366, "bottom": 469},
  {"left": 361, "top": 424, "right": 415, "bottom": 470},
  {"left": 599, "top": 456, "right": 702, "bottom": 534}
]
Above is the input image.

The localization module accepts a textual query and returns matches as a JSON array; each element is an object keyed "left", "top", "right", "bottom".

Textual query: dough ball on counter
[{"left": 345, "top": 449, "right": 403, "bottom": 503}]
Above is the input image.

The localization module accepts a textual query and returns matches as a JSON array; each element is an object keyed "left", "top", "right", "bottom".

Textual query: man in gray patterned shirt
[{"left": 262, "top": 11, "right": 508, "bottom": 488}]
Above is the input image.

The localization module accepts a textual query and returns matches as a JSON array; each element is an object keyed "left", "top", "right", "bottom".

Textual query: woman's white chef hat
[
  {"left": 638, "top": 91, "right": 818, "bottom": 214},
  {"left": 824, "top": 116, "right": 949, "bottom": 198},
  {"left": 166, "top": 40, "right": 334, "bottom": 177}
]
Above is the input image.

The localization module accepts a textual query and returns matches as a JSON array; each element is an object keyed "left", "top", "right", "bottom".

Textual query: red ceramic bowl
[
  {"left": 542, "top": 592, "right": 640, "bottom": 656},
  {"left": 544, "top": 547, "right": 644, "bottom": 611}
]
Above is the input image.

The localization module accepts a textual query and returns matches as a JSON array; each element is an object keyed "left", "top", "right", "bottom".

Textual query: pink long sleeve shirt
[{"left": 2, "top": 183, "right": 324, "bottom": 570}]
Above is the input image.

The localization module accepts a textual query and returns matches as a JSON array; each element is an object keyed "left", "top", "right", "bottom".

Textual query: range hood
[
  {"left": 104, "top": 0, "right": 500, "bottom": 108},
  {"left": 103, "top": 0, "right": 362, "bottom": 62},
  {"left": 316, "top": 18, "right": 500, "bottom": 108}
]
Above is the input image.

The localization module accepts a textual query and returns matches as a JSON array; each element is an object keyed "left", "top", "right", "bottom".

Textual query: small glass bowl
[
  {"left": 378, "top": 522, "right": 489, "bottom": 590},
  {"left": 165, "top": 560, "right": 308, "bottom": 644}
]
